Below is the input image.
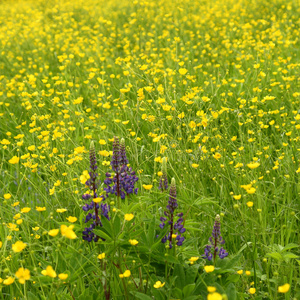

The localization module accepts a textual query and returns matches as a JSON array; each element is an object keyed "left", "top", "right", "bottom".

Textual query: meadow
[{"left": 0, "top": 0, "right": 299, "bottom": 299}]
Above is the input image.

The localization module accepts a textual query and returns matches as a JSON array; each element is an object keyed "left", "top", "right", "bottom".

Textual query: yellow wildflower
[
  {"left": 15, "top": 268, "right": 30, "bottom": 284},
  {"left": 3, "top": 276, "right": 15, "bottom": 285},
  {"left": 129, "top": 239, "right": 139, "bottom": 246},
  {"left": 66, "top": 216, "right": 77, "bottom": 223},
  {"left": 60, "top": 225, "right": 77, "bottom": 239},
  {"left": 98, "top": 253, "right": 106, "bottom": 260},
  {"left": 9, "top": 156, "right": 19, "bottom": 164},
  {"left": 142, "top": 184, "right": 153, "bottom": 190},
  {"left": 204, "top": 265, "right": 215, "bottom": 273},
  {"left": 278, "top": 283, "right": 290, "bottom": 293},
  {"left": 41, "top": 266, "right": 57, "bottom": 278},
  {"left": 153, "top": 281, "right": 165, "bottom": 288},
  {"left": 58, "top": 273, "right": 69, "bottom": 280},
  {"left": 12, "top": 241, "right": 27, "bottom": 253},
  {"left": 48, "top": 229, "right": 59, "bottom": 237},
  {"left": 124, "top": 214, "right": 134, "bottom": 221}
]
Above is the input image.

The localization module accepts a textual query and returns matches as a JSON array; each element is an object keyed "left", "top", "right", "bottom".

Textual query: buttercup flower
[
  {"left": 15, "top": 268, "right": 30, "bottom": 284},
  {"left": 12, "top": 241, "right": 27, "bottom": 253},
  {"left": 278, "top": 283, "right": 290, "bottom": 293},
  {"left": 41, "top": 266, "right": 57, "bottom": 278},
  {"left": 153, "top": 281, "right": 165, "bottom": 288}
]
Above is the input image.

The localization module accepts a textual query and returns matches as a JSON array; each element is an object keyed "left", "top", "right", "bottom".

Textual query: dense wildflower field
[{"left": 0, "top": 0, "right": 299, "bottom": 299}]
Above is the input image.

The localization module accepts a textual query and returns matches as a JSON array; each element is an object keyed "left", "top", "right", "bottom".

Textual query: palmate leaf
[
  {"left": 282, "top": 243, "right": 299, "bottom": 252},
  {"left": 266, "top": 252, "right": 283, "bottom": 261}
]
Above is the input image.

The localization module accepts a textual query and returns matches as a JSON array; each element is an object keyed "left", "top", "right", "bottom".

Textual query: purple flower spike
[
  {"left": 104, "top": 137, "right": 139, "bottom": 204},
  {"left": 82, "top": 141, "right": 110, "bottom": 243},
  {"left": 159, "top": 178, "right": 185, "bottom": 247},
  {"left": 202, "top": 214, "right": 228, "bottom": 261}
]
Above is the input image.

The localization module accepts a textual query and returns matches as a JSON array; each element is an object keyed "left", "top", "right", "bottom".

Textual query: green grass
[{"left": 0, "top": 0, "right": 299, "bottom": 299}]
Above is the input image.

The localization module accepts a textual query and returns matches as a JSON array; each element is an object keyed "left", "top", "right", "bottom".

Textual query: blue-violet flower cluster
[
  {"left": 82, "top": 142, "right": 110, "bottom": 242},
  {"left": 104, "top": 137, "right": 139, "bottom": 200},
  {"left": 159, "top": 178, "right": 185, "bottom": 248},
  {"left": 203, "top": 214, "right": 228, "bottom": 261}
]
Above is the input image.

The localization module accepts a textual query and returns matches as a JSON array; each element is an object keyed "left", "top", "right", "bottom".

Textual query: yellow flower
[
  {"left": 3, "top": 276, "right": 15, "bottom": 285},
  {"left": 153, "top": 281, "right": 165, "bottom": 288},
  {"left": 12, "top": 241, "right": 27, "bottom": 253},
  {"left": 80, "top": 170, "right": 90, "bottom": 184},
  {"left": 58, "top": 273, "right": 69, "bottom": 280},
  {"left": 4, "top": 193, "right": 11, "bottom": 200},
  {"left": 0, "top": 241, "right": 2, "bottom": 248},
  {"left": 233, "top": 195, "right": 241, "bottom": 200},
  {"left": 188, "top": 257, "right": 199, "bottom": 264},
  {"left": 15, "top": 268, "right": 30, "bottom": 284},
  {"left": 178, "top": 68, "right": 188, "bottom": 75},
  {"left": 99, "top": 150, "right": 110, "bottom": 157},
  {"left": 249, "top": 288, "right": 256, "bottom": 294},
  {"left": 278, "top": 283, "right": 290, "bottom": 293},
  {"left": 56, "top": 208, "right": 67, "bottom": 213},
  {"left": 204, "top": 265, "right": 215, "bottom": 273},
  {"left": 247, "top": 162, "right": 260, "bottom": 169},
  {"left": 213, "top": 153, "right": 221, "bottom": 160},
  {"left": 191, "top": 164, "right": 199, "bottom": 168},
  {"left": 98, "top": 253, "right": 106, "bottom": 260},
  {"left": 119, "top": 270, "right": 131, "bottom": 278},
  {"left": 60, "top": 225, "right": 77, "bottom": 239},
  {"left": 28, "top": 145, "right": 35, "bottom": 151},
  {"left": 142, "top": 184, "right": 153, "bottom": 190},
  {"left": 189, "top": 121, "right": 197, "bottom": 128},
  {"left": 9, "top": 156, "right": 19, "bottom": 164},
  {"left": 129, "top": 239, "right": 139, "bottom": 246},
  {"left": 237, "top": 270, "right": 243, "bottom": 275},
  {"left": 41, "top": 266, "right": 57, "bottom": 278},
  {"left": 21, "top": 207, "right": 31, "bottom": 213},
  {"left": 207, "top": 292, "right": 222, "bottom": 300},
  {"left": 36, "top": 206, "right": 46, "bottom": 211},
  {"left": 99, "top": 139, "right": 106, "bottom": 145},
  {"left": 245, "top": 270, "right": 251, "bottom": 276},
  {"left": 66, "top": 216, "right": 77, "bottom": 223},
  {"left": 48, "top": 229, "right": 59, "bottom": 237},
  {"left": 93, "top": 197, "right": 103, "bottom": 203},
  {"left": 178, "top": 112, "right": 185, "bottom": 119},
  {"left": 246, "top": 187, "right": 256, "bottom": 194},
  {"left": 246, "top": 201, "right": 254, "bottom": 207},
  {"left": 124, "top": 214, "right": 134, "bottom": 221},
  {"left": 207, "top": 286, "right": 216, "bottom": 293}
]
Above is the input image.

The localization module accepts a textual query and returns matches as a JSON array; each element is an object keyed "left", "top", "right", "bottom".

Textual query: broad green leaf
[
  {"left": 226, "top": 283, "right": 236, "bottom": 300},
  {"left": 131, "top": 292, "right": 153, "bottom": 300},
  {"left": 93, "top": 229, "right": 112, "bottom": 242},
  {"left": 174, "top": 264, "right": 185, "bottom": 289},
  {"left": 183, "top": 283, "right": 196, "bottom": 298},
  {"left": 113, "top": 214, "right": 121, "bottom": 237},
  {"left": 147, "top": 216, "right": 156, "bottom": 246},
  {"left": 226, "top": 274, "right": 240, "bottom": 283}
]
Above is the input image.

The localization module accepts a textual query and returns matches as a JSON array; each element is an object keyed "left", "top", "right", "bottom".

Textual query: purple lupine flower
[
  {"left": 159, "top": 178, "right": 185, "bottom": 249},
  {"left": 82, "top": 142, "right": 110, "bottom": 242},
  {"left": 104, "top": 137, "right": 139, "bottom": 206},
  {"left": 202, "top": 214, "right": 228, "bottom": 261},
  {"left": 119, "top": 138, "right": 129, "bottom": 166},
  {"left": 159, "top": 157, "right": 168, "bottom": 191}
]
